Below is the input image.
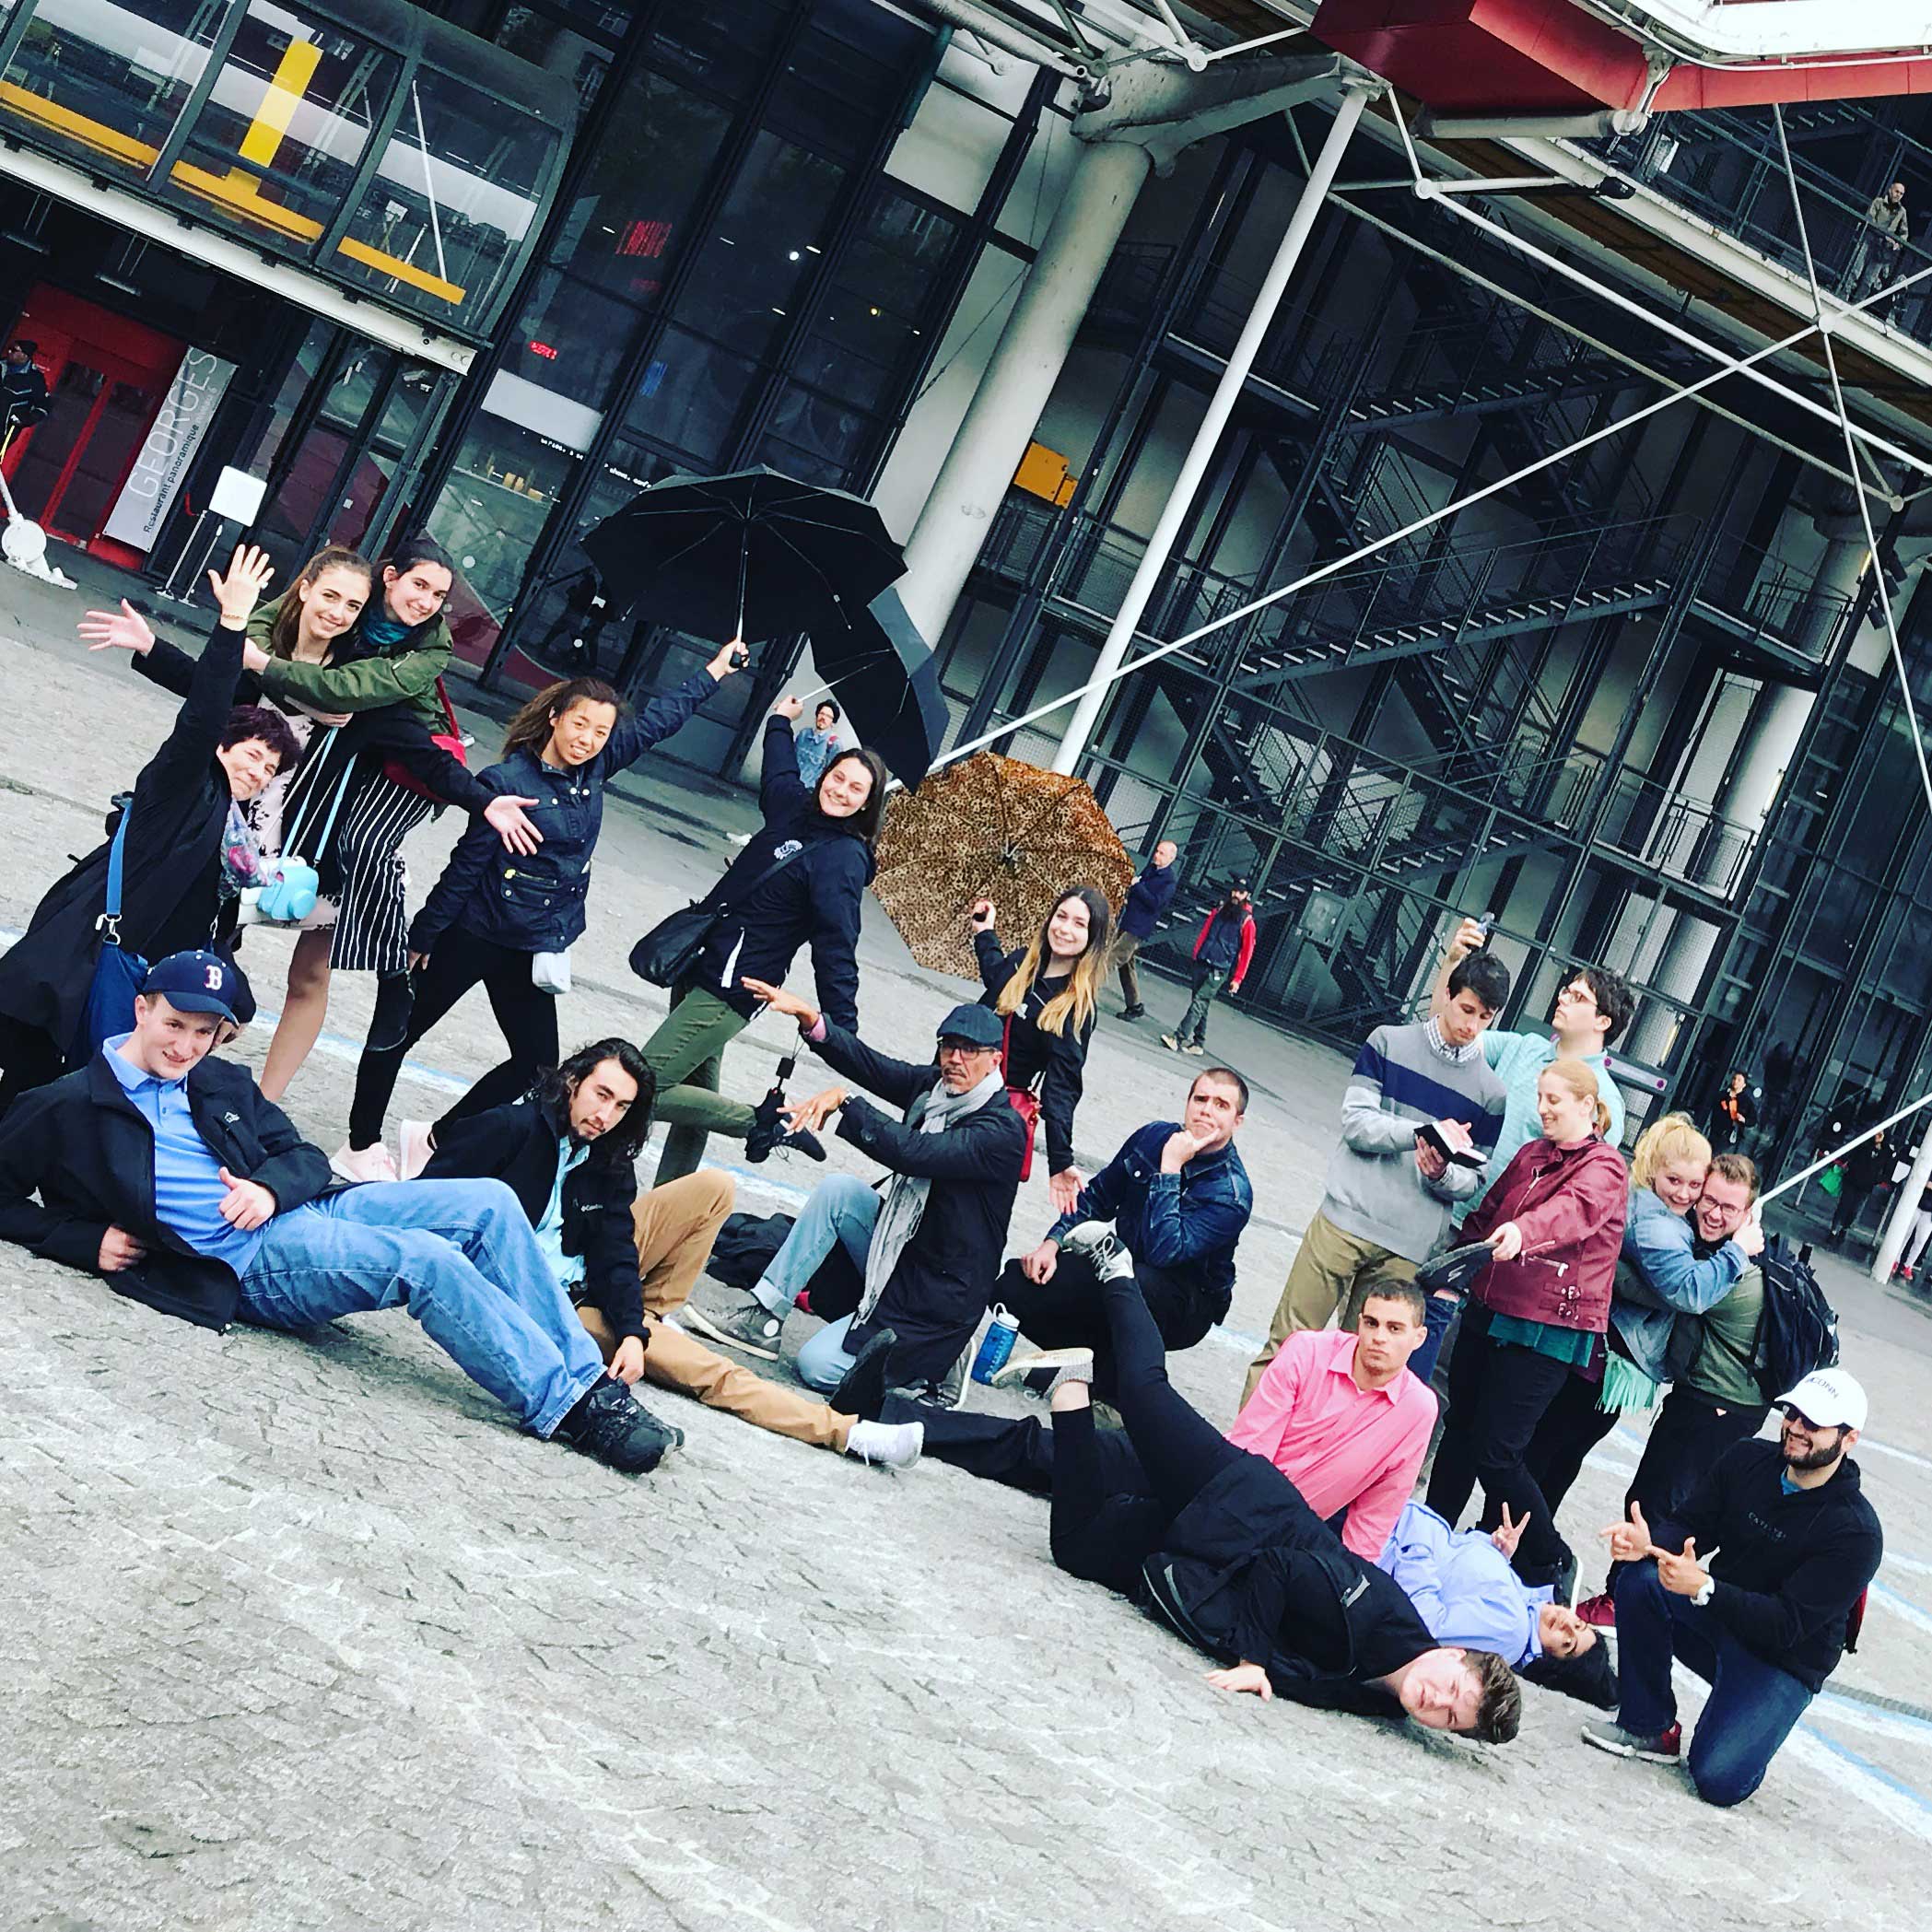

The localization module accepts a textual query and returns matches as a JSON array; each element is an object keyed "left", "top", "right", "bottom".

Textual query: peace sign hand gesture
[
  {"left": 1489, "top": 1502, "right": 1527, "bottom": 1560},
  {"left": 208, "top": 544, "right": 275, "bottom": 627}
]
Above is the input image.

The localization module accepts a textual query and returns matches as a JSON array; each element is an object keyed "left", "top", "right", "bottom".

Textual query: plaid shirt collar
[{"left": 1424, "top": 1015, "right": 1483, "bottom": 1065}]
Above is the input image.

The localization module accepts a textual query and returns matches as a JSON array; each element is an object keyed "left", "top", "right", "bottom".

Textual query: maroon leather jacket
[{"left": 1462, "top": 1135, "right": 1629, "bottom": 1332}]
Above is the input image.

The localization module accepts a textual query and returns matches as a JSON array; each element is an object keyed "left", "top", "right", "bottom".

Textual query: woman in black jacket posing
[
  {"left": 0, "top": 547, "right": 298, "bottom": 1115},
  {"left": 638, "top": 695, "right": 888, "bottom": 1186},
  {"left": 969, "top": 885, "right": 1111, "bottom": 1215},
  {"left": 339, "top": 650, "right": 741, "bottom": 1176}
]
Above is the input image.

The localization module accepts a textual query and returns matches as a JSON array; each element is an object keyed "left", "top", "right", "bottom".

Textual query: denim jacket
[
  {"left": 1610, "top": 1187, "right": 1748, "bottom": 1381},
  {"left": 1047, "top": 1119, "right": 1252, "bottom": 1314}
]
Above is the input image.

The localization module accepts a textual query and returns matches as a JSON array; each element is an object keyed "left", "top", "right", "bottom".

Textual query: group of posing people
[{"left": 0, "top": 554, "right": 1883, "bottom": 1802}]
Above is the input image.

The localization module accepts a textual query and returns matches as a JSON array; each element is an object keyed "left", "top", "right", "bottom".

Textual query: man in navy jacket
[
  {"left": 0, "top": 951, "right": 677, "bottom": 1474},
  {"left": 1111, "top": 838, "right": 1177, "bottom": 1020},
  {"left": 995, "top": 1067, "right": 1252, "bottom": 1398}
]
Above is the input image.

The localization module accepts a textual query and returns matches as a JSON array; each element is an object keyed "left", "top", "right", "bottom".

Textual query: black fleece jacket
[{"left": 1655, "top": 1437, "right": 1882, "bottom": 1692}]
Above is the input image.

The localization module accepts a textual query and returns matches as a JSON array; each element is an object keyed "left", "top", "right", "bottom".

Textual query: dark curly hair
[
  {"left": 219, "top": 704, "right": 303, "bottom": 777},
  {"left": 537, "top": 1037, "right": 657, "bottom": 1164}
]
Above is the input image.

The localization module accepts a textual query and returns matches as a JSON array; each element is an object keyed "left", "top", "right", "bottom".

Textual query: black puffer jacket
[{"left": 685, "top": 716, "right": 872, "bottom": 1029}]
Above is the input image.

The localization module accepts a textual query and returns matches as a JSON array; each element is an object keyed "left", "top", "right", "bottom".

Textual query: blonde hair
[
  {"left": 1540, "top": 1058, "right": 1613, "bottom": 1139},
  {"left": 994, "top": 886, "right": 1111, "bottom": 1037},
  {"left": 1629, "top": 1110, "right": 1711, "bottom": 1192}
]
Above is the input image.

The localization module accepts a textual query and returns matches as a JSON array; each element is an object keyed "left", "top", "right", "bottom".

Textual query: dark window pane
[
  {"left": 495, "top": 6, "right": 615, "bottom": 123},
  {"left": 552, "top": 69, "right": 732, "bottom": 306},
  {"left": 764, "top": 0, "right": 931, "bottom": 161},
  {"left": 623, "top": 325, "right": 758, "bottom": 465},
  {"left": 759, "top": 382, "right": 874, "bottom": 480},
  {"left": 646, "top": 0, "right": 788, "bottom": 100},
  {"left": 505, "top": 268, "right": 643, "bottom": 409},
  {"left": 673, "top": 134, "right": 845, "bottom": 360}
]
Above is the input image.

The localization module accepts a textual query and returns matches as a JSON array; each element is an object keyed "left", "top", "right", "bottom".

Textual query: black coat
[
  {"left": 974, "top": 929, "right": 1094, "bottom": 1176},
  {"left": 817, "top": 1020, "right": 1026, "bottom": 1387},
  {"left": 423, "top": 1094, "right": 647, "bottom": 1340},
  {"left": 0, "top": 615, "right": 258, "bottom": 1056},
  {"left": 0, "top": 1050, "right": 338, "bottom": 1329},
  {"left": 686, "top": 716, "right": 872, "bottom": 1029}
]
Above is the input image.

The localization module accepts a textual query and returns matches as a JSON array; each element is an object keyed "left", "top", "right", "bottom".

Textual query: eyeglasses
[{"left": 937, "top": 1038, "right": 989, "bottom": 1057}]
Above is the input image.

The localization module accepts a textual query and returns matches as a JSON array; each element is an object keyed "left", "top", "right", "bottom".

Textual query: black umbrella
[
  {"left": 808, "top": 587, "right": 951, "bottom": 788},
  {"left": 580, "top": 466, "right": 904, "bottom": 644}
]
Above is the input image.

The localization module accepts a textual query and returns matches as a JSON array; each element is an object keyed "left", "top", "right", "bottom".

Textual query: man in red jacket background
[{"left": 1164, "top": 879, "right": 1256, "bottom": 1057}]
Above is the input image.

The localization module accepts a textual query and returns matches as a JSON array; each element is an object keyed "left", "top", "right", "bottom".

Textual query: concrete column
[
  {"left": 1048, "top": 81, "right": 1374, "bottom": 776},
  {"left": 896, "top": 137, "right": 1153, "bottom": 641}
]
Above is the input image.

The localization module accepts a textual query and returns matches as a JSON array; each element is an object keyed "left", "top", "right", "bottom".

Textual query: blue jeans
[
  {"left": 1410, "top": 1289, "right": 1461, "bottom": 1388},
  {"left": 754, "top": 1172, "right": 880, "bottom": 1317},
  {"left": 235, "top": 1179, "right": 605, "bottom": 1437},
  {"left": 1612, "top": 1560, "right": 1815, "bottom": 1806}
]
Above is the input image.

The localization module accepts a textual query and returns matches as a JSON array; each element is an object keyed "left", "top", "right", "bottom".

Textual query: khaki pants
[
  {"left": 1240, "top": 1207, "right": 1419, "bottom": 1409},
  {"left": 574, "top": 1171, "right": 850, "bottom": 1451},
  {"left": 1111, "top": 932, "right": 1144, "bottom": 1010}
]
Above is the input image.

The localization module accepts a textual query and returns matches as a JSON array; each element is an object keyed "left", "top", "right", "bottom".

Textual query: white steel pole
[{"left": 1049, "top": 80, "right": 1376, "bottom": 776}]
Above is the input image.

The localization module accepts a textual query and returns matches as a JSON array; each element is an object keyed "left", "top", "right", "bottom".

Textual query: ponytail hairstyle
[
  {"left": 1629, "top": 1110, "right": 1711, "bottom": 1193},
  {"left": 1544, "top": 1057, "right": 1613, "bottom": 1139},
  {"left": 501, "top": 676, "right": 621, "bottom": 760},
  {"left": 267, "top": 545, "right": 373, "bottom": 661},
  {"left": 994, "top": 886, "right": 1112, "bottom": 1038}
]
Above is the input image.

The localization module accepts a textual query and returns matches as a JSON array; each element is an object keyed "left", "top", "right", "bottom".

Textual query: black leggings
[
  {"left": 347, "top": 934, "right": 558, "bottom": 1149},
  {"left": 1048, "top": 1277, "right": 1245, "bottom": 1587}
]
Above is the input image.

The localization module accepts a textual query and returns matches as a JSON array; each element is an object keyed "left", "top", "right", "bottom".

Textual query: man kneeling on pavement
[
  {"left": 686, "top": 981, "right": 1025, "bottom": 1402},
  {"left": 994, "top": 1067, "right": 1253, "bottom": 1398},
  {"left": 0, "top": 953, "right": 678, "bottom": 1474},
  {"left": 419, "top": 1036, "right": 923, "bottom": 1469},
  {"left": 1584, "top": 1366, "right": 1881, "bottom": 1806}
]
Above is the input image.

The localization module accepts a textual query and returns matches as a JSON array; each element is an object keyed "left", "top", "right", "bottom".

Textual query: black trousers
[
  {"left": 348, "top": 933, "right": 558, "bottom": 1148},
  {"left": 1601, "top": 1386, "right": 1767, "bottom": 1595},
  {"left": 1425, "top": 1301, "right": 1578, "bottom": 1576},
  {"left": 0, "top": 1014, "right": 64, "bottom": 1123},
  {"left": 1830, "top": 1182, "right": 1875, "bottom": 1241},
  {"left": 996, "top": 1252, "right": 1222, "bottom": 1401},
  {"left": 1527, "top": 1371, "right": 1621, "bottom": 1519}
]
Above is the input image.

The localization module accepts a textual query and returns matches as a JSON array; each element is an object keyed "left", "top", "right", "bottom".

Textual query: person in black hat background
[
  {"left": 0, "top": 952, "right": 682, "bottom": 1477},
  {"left": 685, "top": 984, "right": 1025, "bottom": 1401},
  {"left": 1163, "top": 880, "right": 1256, "bottom": 1056}
]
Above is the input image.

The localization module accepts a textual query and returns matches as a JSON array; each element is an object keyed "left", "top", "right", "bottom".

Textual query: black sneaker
[
  {"left": 745, "top": 1122, "right": 827, "bottom": 1165},
  {"left": 1121, "top": 1004, "right": 1146, "bottom": 1021},
  {"left": 553, "top": 1376, "right": 683, "bottom": 1474},
  {"left": 829, "top": 1327, "right": 897, "bottom": 1423}
]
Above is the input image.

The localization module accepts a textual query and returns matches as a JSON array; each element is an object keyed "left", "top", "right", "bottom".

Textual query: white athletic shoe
[
  {"left": 845, "top": 1420, "right": 924, "bottom": 1470},
  {"left": 991, "top": 1347, "right": 1095, "bottom": 1400},
  {"left": 331, "top": 1139, "right": 400, "bottom": 1184},
  {"left": 398, "top": 1120, "right": 435, "bottom": 1181}
]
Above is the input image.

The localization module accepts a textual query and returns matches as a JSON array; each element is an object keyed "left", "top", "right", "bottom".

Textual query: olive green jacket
[{"left": 245, "top": 598, "right": 453, "bottom": 730}]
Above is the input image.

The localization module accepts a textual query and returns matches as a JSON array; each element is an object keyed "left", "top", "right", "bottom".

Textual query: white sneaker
[
  {"left": 845, "top": 1419, "right": 923, "bottom": 1470},
  {"left": 991, "top": 1346, "right": 1095, "bottom": 1399},
  {"left": 398, "top": 1119, "right": 435, "bottom": 1181},
  {"left": 331, "top": 1139, "right": 400, "bottom": 1184}
]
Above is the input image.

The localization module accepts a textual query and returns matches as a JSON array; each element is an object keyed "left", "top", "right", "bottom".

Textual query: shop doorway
[{"left": 3, "top": 287, "right": 185, "bottom": 554}]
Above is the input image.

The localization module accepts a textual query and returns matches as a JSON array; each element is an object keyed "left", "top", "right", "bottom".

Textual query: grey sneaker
[
  {"left": 845, "top": 1419, "right": 924, "bottom": 1470},
  {"left": 682, "top": 1294, "right": 787, "bottom": 1360},
  {"left": 991, "top": 1346, "right": 1095, "bottom": 1399},
  {"left": 1580, "top": 1716, "right": 1681, "bottom": 1764},
  {"left": 1182, "top": 1042, "right": 1206, "bottom": 1057},
  {"left": 1160, "top": 1033, "right": 1181, "bottom": 1052},
  {"left": 1058, "top": 1220, "right": 1135, "bottom": 1284}
]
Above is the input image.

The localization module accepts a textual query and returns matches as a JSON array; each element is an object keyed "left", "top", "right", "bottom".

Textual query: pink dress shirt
[{"left": 1226, "top": 1329, "right": 1435, "bottom": 1560}]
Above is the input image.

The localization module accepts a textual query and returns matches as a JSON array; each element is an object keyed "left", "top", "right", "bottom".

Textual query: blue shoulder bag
[{"left": 74, "top": 810, "right": 148, "bottom": 1060}]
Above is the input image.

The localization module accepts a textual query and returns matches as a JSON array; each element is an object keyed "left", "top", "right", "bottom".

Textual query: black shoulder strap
[{"left": 708, "top": 836, "right": 825, "bottom": 921}]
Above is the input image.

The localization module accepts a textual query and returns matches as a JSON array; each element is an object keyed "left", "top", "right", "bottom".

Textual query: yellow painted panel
[
  {"left": 1013, "top": 439, "right": 1071, "bottom": 503},
  {"left": 170, "top": 160, "right": 323, "bottom": 239},
  {"left": 237, "top": 39, "right": 323, "bottom": 169},
  {"left": 0, "top": 80, "right": 160, "bottom": 168},
  {"left": 334, "top": 236, "right": 466, "bottom": 305}
]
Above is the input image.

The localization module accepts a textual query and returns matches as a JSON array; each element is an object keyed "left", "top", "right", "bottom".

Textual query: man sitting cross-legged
[
  {"left": 1012, "top": 1274, "right": 1520, "bottom": 1737},
  {"left": 868, "top": 1268, "right": 1436, "bottom": 1563},
  {"left": 420, "top": 1037, "right": 922, "bottom": 1469},
  {"left": 0, "top": 953, "right": 678, "bottom": 1473},
  {"left": 685, "top": 983, "right": 1025, "bottom": 1400},
  {"left": 995, "top": 1068, "right": 1252, "bottom": 1399}
]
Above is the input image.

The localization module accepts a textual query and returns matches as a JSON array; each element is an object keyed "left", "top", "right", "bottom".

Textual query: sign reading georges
[{"left": 100, "top": 347, "right": 238, "bottom": 553}]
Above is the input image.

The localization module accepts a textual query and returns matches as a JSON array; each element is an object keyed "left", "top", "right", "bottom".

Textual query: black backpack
[{"left": 1751, "top": 1235, "right": 1840, "bottom": 1400}]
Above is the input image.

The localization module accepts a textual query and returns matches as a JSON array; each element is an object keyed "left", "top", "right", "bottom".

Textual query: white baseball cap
[{"left": 1776, "top": 1366, "right": 1868, "bottom": 1434}]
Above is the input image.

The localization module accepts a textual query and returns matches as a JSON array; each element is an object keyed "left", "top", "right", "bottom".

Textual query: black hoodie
[{"left": 1656, "top": 1437, "right": 1882, "bottom": 1692}]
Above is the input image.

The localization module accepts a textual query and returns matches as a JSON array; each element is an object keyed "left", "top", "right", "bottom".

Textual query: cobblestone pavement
[{"left": 4, "top": 563, "right": 1931, "bottom": 1931}]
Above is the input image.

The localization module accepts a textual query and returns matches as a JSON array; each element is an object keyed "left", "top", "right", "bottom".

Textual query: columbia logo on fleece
[{"left": 773, "top": 839, "right": 803, "bottom": 861}]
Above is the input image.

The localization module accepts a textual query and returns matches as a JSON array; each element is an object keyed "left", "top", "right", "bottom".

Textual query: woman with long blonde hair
[{"left": 968, "top": 884, "right": 1112, "bottom": 1214}]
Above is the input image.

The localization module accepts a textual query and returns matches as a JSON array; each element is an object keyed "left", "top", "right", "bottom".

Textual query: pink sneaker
[
  {"left": 398, "top": 1119, "right": 435, "bottom": 1182},
  {"left": 331, "top": 1139, "right": 400, "bottom": 1184}
]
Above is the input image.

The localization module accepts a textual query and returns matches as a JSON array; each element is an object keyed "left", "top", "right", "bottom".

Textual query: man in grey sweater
[{"left": 1244, "top": 951, "right": 1511, "bottom": 1406}]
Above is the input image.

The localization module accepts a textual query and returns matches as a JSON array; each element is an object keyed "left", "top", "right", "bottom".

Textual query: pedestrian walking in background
[
  {"left": 1828, "top": 1129, "right": 1890, "bottom": 1247},
  {"left": 1164, "top": 879, "right": 1256, "bottom": 1056},
  {"left": 1713, "top": 1071, "right": 1753, "bottom": 1152},
  {"left": 1892, "top": 1175, "right": 1932, "bottom": 1283},
  {"left": 972, "top": 886, "right": 1109, "bottom": 1216},
  {"left": 1111, "top": 837, "right": 1178, "bottom": 1020},
  {"left": 794, "top": 698, "right": 843, "bottom": 788},
  {"left": 0, "top": 547, "right": 295, "bottom": 1115},
  {"left": 339, "top": 650, "right": 741, "bottom": 1177},
  {"left": 1425, "top": 1060, "right": 1630, "bottom": 1605},
  {"left": 634, "top": 696, "right": 887, "bottom": 1185}
]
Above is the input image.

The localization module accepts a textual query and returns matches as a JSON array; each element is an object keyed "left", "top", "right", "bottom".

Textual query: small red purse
[
  {"left": 1001, "top": 1013, "right": 1041, "bottom": 1181},
  {"left": 382, "top": 677, "right": 468, "bottom": 802}
]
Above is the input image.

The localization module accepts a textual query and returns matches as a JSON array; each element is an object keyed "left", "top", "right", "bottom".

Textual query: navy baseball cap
[
  {"left": 936, "top": 1003, "right": 1003, "bottom": 1048},
  {"left": 141, "top": 950, "right": 242, "bottom": 1021}
]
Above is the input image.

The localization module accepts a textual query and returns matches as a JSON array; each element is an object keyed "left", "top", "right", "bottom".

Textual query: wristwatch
[{"left": 1692, "top": 1577, "right": 1715, "bottom": 1608}]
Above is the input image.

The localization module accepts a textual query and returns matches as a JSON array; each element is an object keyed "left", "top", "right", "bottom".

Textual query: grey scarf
[{"left": 855, "top": 1065, "right": 1007, "bottom": 1326}]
